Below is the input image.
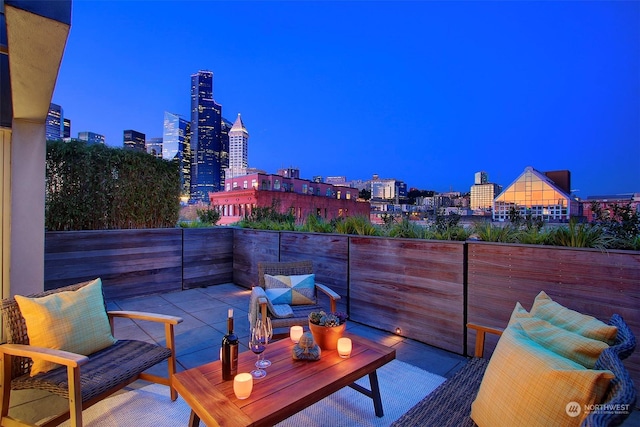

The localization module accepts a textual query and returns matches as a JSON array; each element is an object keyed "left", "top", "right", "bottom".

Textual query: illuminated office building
[
  {"left": 220, "top": 117, "right": 231, "bottom": 186},
  {"left": 146, "top": 137, "right": 163, "bottom": 158},
  {"left": 123, "top": 129, "right": 145, "bottom": 152},
  {"left": 45, "top": 103, "right": 63, "bottom": 141},
  {"left": 163, "top": 112, "right": 191, "bottom": 200},
  {"left": 63, "top": 118, "right": 71, "bottom": 138},
  {"left": 77, "top": 131, "right": 105, "bottom": 145},
  {"left": 493, "top": 166, "right": 578, "bottom": 222},
  {"left": 190, "top": 70, "right": 225, "bottom": 202}
]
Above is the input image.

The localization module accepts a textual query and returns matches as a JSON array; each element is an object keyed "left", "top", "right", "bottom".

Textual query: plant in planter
[{"left": 308, "top": 311, "right": 348, "bottom": 350}]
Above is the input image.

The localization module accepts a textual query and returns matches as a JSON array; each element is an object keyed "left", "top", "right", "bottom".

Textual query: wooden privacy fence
[{"left": 44, "top": 228, "right": 640, "bottom": 393}]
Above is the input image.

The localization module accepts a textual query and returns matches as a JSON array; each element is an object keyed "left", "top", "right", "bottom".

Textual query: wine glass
[
  {"left": 255, "top": 317, "right": 272, "bottom": 369},
  {"left": 249, "top": 326, "right": 267, "bottom": 379}
]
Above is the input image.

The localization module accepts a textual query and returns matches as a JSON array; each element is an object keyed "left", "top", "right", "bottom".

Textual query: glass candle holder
[
  {"left": 337, "top": 337, "right": 352, "bottom": 358},
  {"left": 233, "top": 373, "right": 253, "bottom": 400},
  {"left": 290, "top": 325, "right": 304, "bottom": 343}
]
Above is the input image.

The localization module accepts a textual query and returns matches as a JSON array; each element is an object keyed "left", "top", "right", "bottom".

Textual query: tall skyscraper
[
  {"left": 63, "top": 118, "right": 71, "bottom": 138},
  {"left": 224, "top": 113, "right": 249, "bottom": 180},
  {"left": 163, "top": 112, "right": 192, "bottom": 200},
  {"left": 123, "top": 129, "right": 146, "bottom": 151},
  {"left": 190, "top": 70, "right": 225, "bottom": 202},
  {"left": 46, "top": 103, "right": 63, "bottom": 141}
]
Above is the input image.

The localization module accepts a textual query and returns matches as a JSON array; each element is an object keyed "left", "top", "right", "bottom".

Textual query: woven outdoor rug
[{"left": 59, "top": 360, "right": 445, "bottom": 427}]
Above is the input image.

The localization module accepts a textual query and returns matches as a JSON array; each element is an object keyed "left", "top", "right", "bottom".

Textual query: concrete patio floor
[{"left": 8, "top": 283, "right": 639, "bottom": 425}]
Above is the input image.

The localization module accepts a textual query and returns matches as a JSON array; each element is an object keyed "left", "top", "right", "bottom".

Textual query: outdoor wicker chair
[
  {"left": 0, "top": 280, "right": 183, "bottom": 427},
  {"left": 249, "top": 260, "right": 341, "bottom": 332},
  {"left": 391, "top": 315, "right": 636, "bottom": 427}
]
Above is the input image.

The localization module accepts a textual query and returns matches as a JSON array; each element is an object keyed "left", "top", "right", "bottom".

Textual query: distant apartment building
[
  {"left": 77, "top": 131, "right": 105, "bottom": 145},
  {"left": 475, "top": 171, "right": 488, "bottom": 185},
  {"left": 582, "top": 193, "right": 640, "bottom": 222},
  {"left": 493, "top": 166, "right": 578, "bottom": 222},
  {"left": 163, "top": 112, "right": 191, "bottom": 200},
  {"left": 224, "top": 114, "right": 249, "bottom": 180},
  {"left": 209, "top": 172, "right": 370, "bottom": 225},
  {"left": 470, "top": 171, "right": 502, "bottom": 212},
  {"left": 281, "top": 168, "right": 301, "bottom": 179},
  {"left": 347, "top": 179, "right": 370, "bottom": 192},
  {"left": 190, "top": 70, "right": 227, "bottom": 202},
  {"left": 146, "top": 137, "right": 163, "bottom": 158},
  {"left": 45, "top": 103, "right": 63, "bottom": 141},
  {"left": 370, "top": 174, "right": 407, "bottom": 201},
  {"left": 123, "top": 129, "right": 146, "bottom": 152},
  {"left": 325, "top": 176, "right": 347, "bottom": 185}
]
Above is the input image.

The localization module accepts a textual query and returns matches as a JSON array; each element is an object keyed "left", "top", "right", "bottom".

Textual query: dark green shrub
[
  {"left": 46, "top": 140, "right": 180, "bottom": 230},
  {"left": 547, "top": 219, "right": 615, "bottom": 250}
]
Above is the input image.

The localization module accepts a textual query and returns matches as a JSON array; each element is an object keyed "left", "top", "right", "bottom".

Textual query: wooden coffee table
[{"left": 173, "top": 333, "right": 396, "bottom": 427}]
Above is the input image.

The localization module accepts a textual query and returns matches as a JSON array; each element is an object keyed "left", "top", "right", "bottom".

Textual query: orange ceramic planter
[{"left": 308, "top": 322, "right": 346, "bottom": 350}]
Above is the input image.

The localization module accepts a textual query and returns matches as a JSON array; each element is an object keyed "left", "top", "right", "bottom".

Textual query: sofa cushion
[
  {"left": 471, "top": 306, "right": 614, "bottom": 427},
  {"left": 510, "top": 302, "right": 609, "bottom": 368},
  {"left": 530, "top": 291, "right": 617, "bottom": 345},
  {"left": 264, "top": 274, "right": 315, "bottom": 305},
  {"left": 15, "top": 278, "right": 117, "bottom": 376}
]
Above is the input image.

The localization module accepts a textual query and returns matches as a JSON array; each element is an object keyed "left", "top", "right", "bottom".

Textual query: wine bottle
[{"left": 221, "top": 308, "right": 238, "bottom": 381}]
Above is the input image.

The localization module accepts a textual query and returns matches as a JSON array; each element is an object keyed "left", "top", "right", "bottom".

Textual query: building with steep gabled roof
[{"left": 493, "top": 166, "right": 579, "bottom": 222}]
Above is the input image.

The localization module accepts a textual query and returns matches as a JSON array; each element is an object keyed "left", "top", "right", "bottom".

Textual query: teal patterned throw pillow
[{"left": 264, "top": 274, "right": 316, "bottom": 305}]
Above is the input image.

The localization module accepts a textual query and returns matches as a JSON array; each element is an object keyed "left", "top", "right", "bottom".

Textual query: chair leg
[
  {"left": 0, "top": 353, "right": 12, "bottom": 419},
  {"left": 67, "top": 365, "right": 83, "bottom": 427},
  {"left": 165, "top": 323, "right": 178, "bottom": 401}
]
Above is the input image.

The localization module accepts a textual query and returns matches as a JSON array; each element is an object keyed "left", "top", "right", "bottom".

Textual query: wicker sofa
[{"left": 391, "top": 315, "right": 636, "bottom": 427}]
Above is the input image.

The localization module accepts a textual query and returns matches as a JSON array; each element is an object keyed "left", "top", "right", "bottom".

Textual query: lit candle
[
  {"left": 290, "top": 326, "right": 304, "bottom": 343},
  {"left": 337, "top": 337, "right": 352, "bottom": 358},
  {"left": 233, "top": 373, "right": 253, "bottom": 400},
  {"left": 228, "top": 308, "right": 233, "bottom": 317}
]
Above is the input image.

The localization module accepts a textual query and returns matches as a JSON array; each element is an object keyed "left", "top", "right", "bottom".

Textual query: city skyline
[{"left": 52, "top": 1, "right": 639, "bottom": 196}]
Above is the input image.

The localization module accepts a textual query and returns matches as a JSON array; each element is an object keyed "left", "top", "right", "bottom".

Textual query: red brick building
[
  {"left": 581, "top": 193, "right": 640, "bottom": 222},
  {"left": 209, "top": 173, "right": 370, "bottom": 225}
]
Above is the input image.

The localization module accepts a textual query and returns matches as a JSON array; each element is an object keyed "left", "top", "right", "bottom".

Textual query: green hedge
[{"left": 46, "top": 140, "right": 180, "bottom": 230}]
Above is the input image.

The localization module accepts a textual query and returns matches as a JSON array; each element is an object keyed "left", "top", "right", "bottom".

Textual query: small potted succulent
[{"left": 308, "top": 311, "right": 347, "bottom": 350}]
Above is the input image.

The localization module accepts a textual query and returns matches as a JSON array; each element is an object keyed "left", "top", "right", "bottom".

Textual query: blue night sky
[{"left": 52, "top": 0, "right": 640, "bottom": 197}]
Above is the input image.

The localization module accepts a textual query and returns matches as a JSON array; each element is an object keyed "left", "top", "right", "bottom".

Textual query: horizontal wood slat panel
[
  {"left": 232, "top": 229, "right": 280, "bottom": 288},
  {"left": 45, "top": 229, "right": 183, "bottom": 299},
  {"left": 279, "top": 232, "right": 349, "bottom": 313},
  {"left": 467, "top": 241, "right": 640, "bottom": 396},
  {"left": 183, "top": 228, "right": 233, "bottom": 289},
  {"left": 349, "top": 237, "right": 465, "bottom": 353}
]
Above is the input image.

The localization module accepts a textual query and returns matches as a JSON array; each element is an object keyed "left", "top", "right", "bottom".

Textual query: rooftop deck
[{"left": 9, "top": 283, "right": 468, "bottom": 425}]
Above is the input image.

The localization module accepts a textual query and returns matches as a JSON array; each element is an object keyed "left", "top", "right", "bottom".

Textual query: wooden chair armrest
[
  {"left": 315, "top": 283, "right": 341, "bottom": 313},
  {"left": 108, "top": 310, "right": 183, "bottom": 325},
  {"left": 258, "top": 297, "right": 269, "bottom": 325},
  {"left": 467, "top": 323, "right": 504, "bottom": 358},
  {"left": 0, "top": 343, "right": 88, "bottom": 367}
]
